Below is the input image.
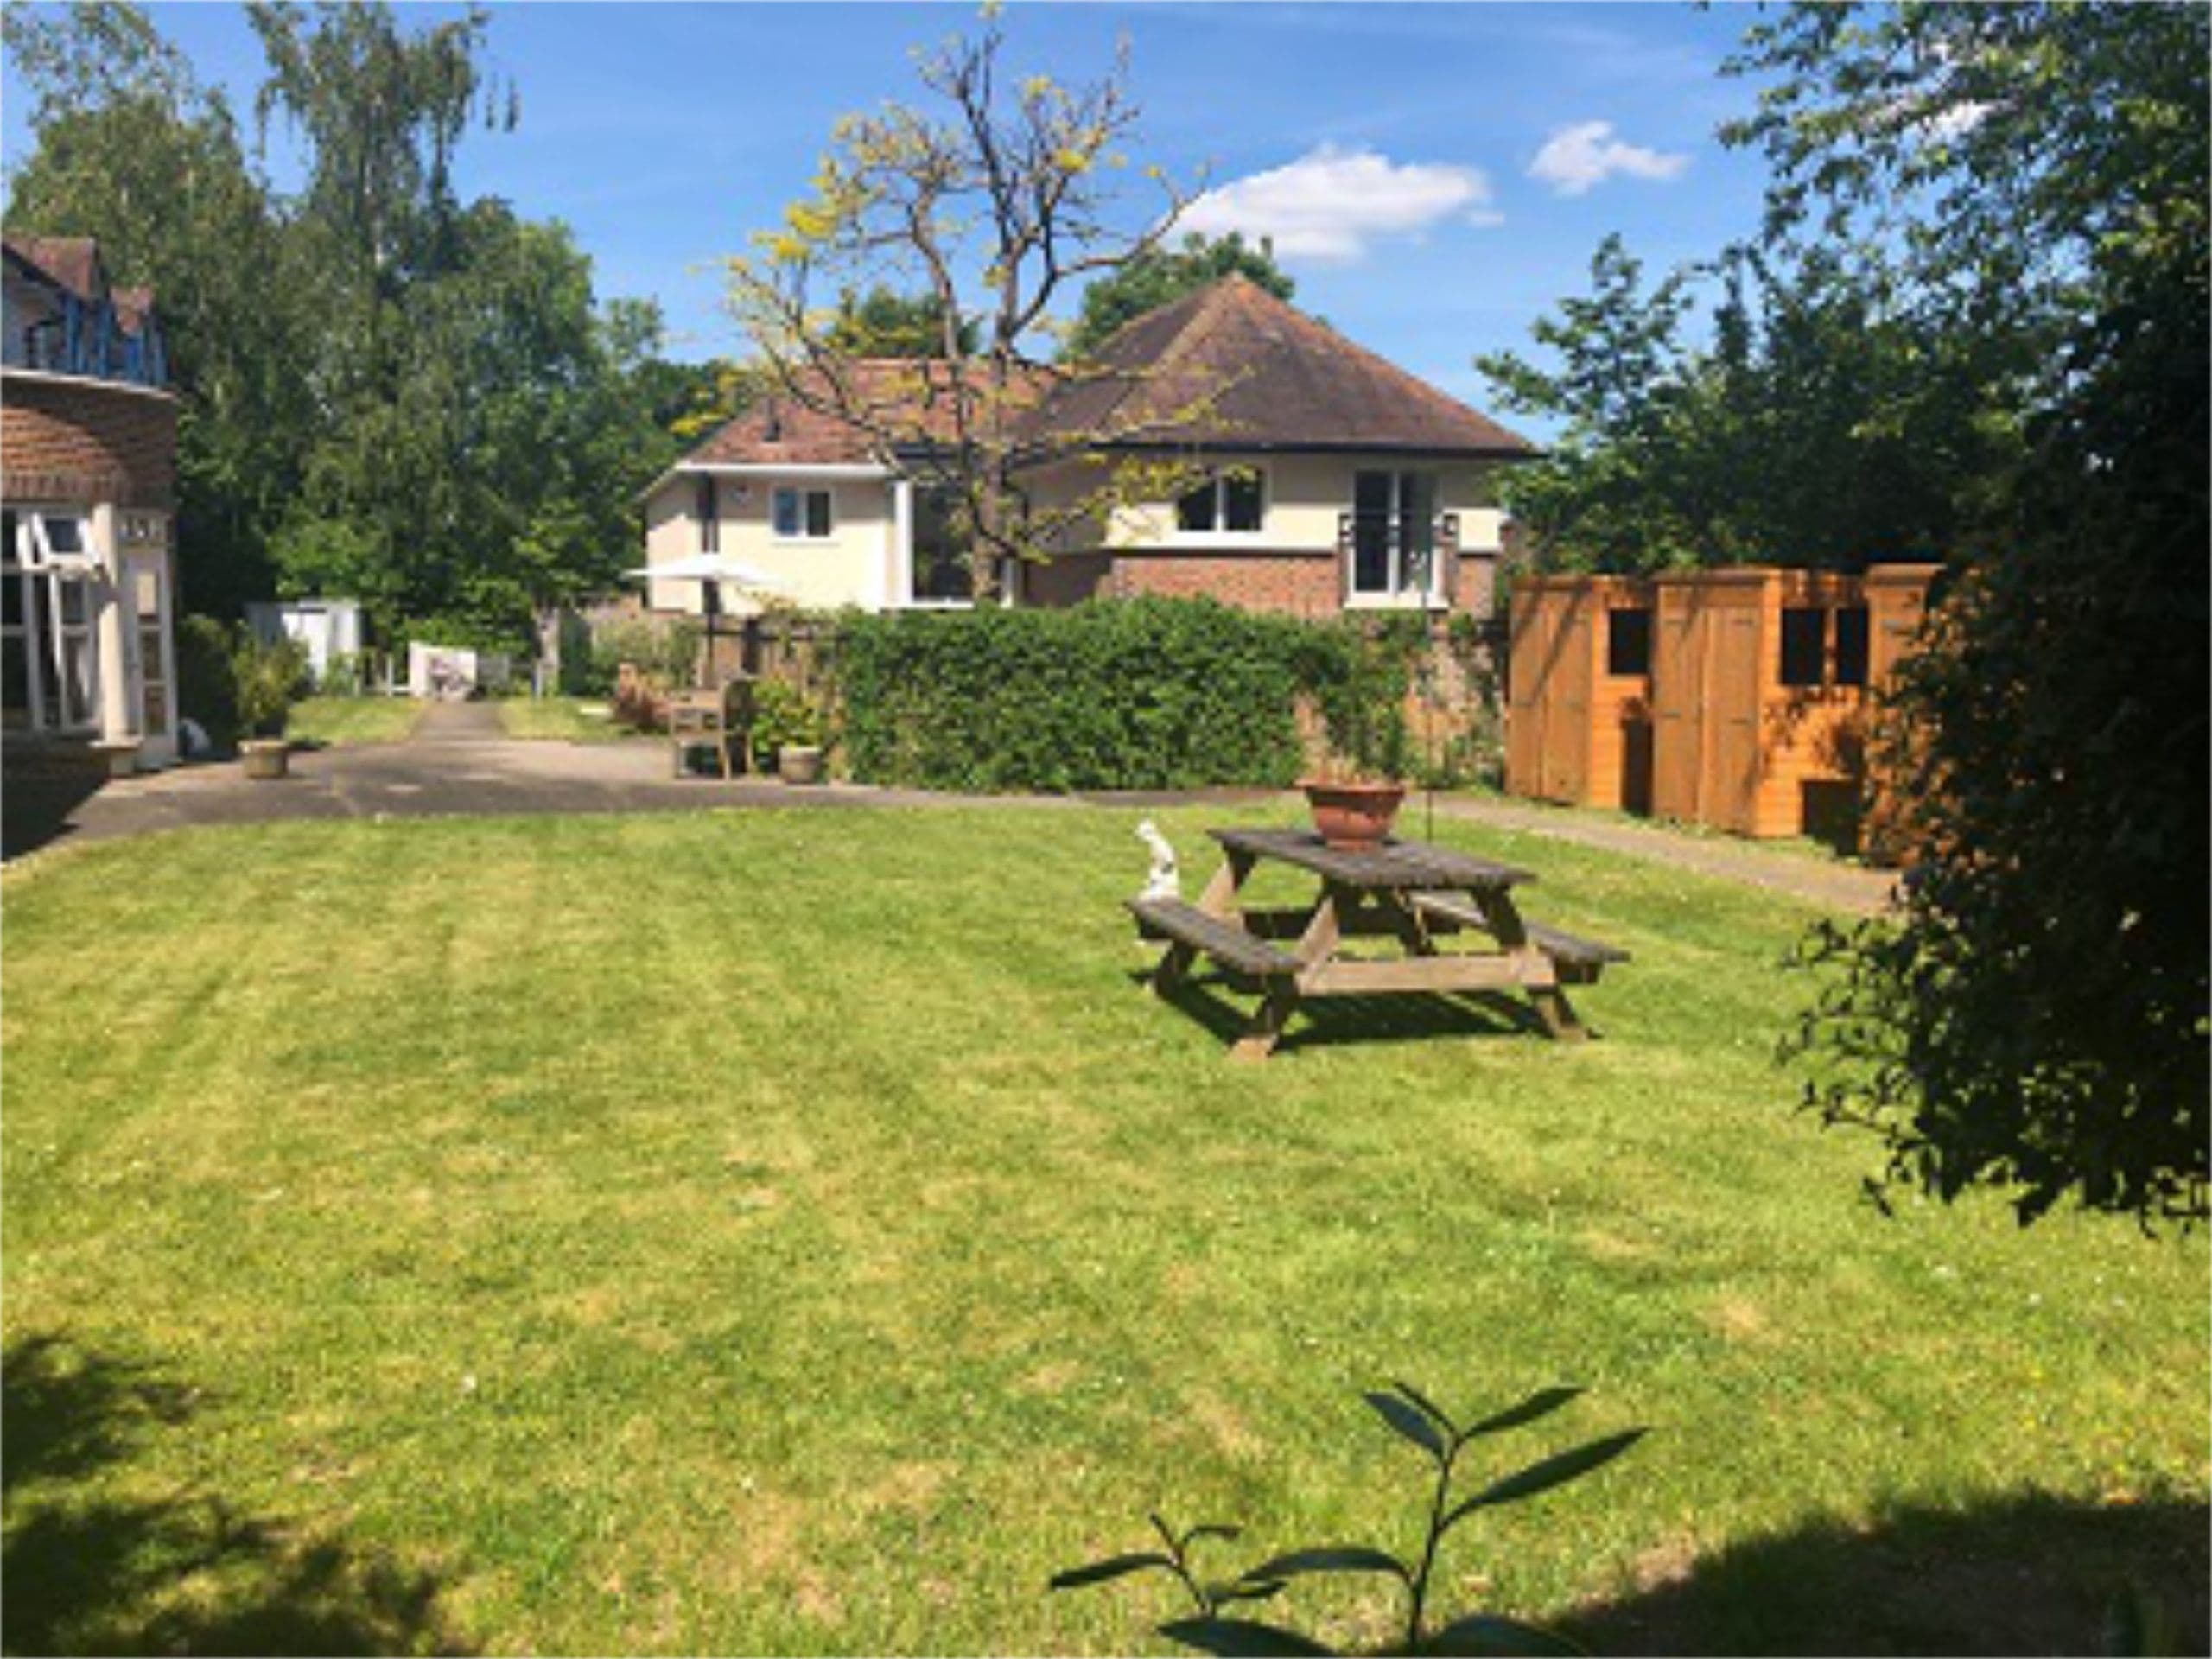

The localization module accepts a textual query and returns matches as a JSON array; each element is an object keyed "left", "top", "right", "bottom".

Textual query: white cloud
[
  {"left": 1527, "top": 121, "right": 1690, "bottom": 198},
  {"left": 1180, "top": 144, "right": 1501, "bottom": 264}
]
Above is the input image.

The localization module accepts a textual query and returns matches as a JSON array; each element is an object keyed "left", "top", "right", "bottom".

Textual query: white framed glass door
[
  {"left": 125, "top": 548, "right": 177, "bottom": 763},
  {"left": 1349, "top": 470, "right": 1440, "bottom": 601}
]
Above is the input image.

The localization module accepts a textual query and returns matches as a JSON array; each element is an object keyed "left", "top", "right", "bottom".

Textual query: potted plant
[
  {"left": 752, "top": 678, "right": 828, "bottom": 785},
  {"left": 1299, "top": 766, "right": 1407, "bottom": 850},
  {"left": 1299, "top": 674, "right": 1412, "bottom": 849},
  {"left": 233, "top": 633, "right": 308, "bottom": 779}
]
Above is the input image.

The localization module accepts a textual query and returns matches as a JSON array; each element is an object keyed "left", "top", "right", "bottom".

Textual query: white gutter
[
  {"left": 635, "top": 457, "right": 896, "bottom": 505},
  {"left": 0, "top": 364, "right": 177, "bottom": 403}
]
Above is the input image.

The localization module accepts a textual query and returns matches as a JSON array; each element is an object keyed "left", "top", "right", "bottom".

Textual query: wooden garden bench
[
  {"left": 1127, "top": 897, "right": 1303, "bottom": 980},
  {"left": 1407, "top": 893, "right": 1631, "bottom": 985}
]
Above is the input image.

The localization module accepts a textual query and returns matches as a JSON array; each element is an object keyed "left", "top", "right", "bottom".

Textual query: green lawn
[
  {"left": 3, "top": 807, "right": 2203, "bottom": 1656},
  {"left": 497, "top": 696, "right": 640, "bottom": 742},
  {"left": 284, "top": 694, "right": 426, "bottom": 747}
]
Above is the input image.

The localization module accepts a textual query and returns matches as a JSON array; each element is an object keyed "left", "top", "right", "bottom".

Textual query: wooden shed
[{"left": 1506, "top": 563, "right": 1937, "bottom": 849}]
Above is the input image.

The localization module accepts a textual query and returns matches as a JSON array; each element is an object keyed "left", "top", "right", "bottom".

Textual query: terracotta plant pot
[
  {"left": 1300, "top": 778, "right": 1405, "bottom": 850},
  {"left": 240, "top": 738, "right": 291, "bottom": 780},
  {"left": 778, "top": 744, "right": 824, "bottom": 785}
]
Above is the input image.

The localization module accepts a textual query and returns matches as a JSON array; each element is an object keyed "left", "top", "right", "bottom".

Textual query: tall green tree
[
  {"left": 4, "top": 3, "right": 306, "bottom": 619},
  {"left": 9, "top": 2, "right": 685, "bottom": 646},
  {"left": 1063, "top": 230, "right": 1293, "bottom": 359},
  {"left": 824, "top": 284, "right": 978, "bottom": 359},
  {"left": 1473, "top": 238, "right": 2022, "bottom": 571},
  {"left": 1732, "top": 2, "right": 2209, "bottom": 1225}
]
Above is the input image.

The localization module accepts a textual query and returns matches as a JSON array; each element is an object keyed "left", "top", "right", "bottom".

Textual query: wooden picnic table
[{"left": 1128, "top": 826, "right": 1627, "bottom": 1060}]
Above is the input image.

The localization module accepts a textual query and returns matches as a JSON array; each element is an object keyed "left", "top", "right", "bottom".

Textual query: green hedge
[{"left": 832, "top": 598, "right": 1419, "bottom": 791}]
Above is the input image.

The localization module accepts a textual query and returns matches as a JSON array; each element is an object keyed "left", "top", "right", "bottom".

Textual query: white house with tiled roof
[{"left": 638, "top": 276, "right": 1534, "bottom": 620}]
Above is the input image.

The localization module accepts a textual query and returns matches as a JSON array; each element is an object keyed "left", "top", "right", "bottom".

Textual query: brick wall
[
  {"left": 0, "top": 372, "right": 176, "bottom": 509},
  {"left": 1027, "top": 546, "right": 1503, "bottom": 621},
  {"left": 1107, "top": 549, "right": 1343, "bottom": 614}
]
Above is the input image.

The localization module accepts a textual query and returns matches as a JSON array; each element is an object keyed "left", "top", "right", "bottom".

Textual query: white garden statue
[{"left": 1135, "top": 819, "right": 1180, "bottom": 901}]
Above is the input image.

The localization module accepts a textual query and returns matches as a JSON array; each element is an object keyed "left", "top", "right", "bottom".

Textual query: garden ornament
[{"left": 1135, "top": 819, "right": 1180, "bottom": 900}]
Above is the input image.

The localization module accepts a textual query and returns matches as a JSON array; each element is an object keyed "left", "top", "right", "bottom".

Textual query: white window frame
[
  {"left": 1346, "top": 470, "right": 1444, "bottom": 607},
  {"left": 1172, "top": 465, "right": 1268, "bottom": 542},
  {"left": 3, "top": 508, "right": 102, "bottom": 734},
  {"left": 772, "top": 485, "right": 836, "bottom": 543}
]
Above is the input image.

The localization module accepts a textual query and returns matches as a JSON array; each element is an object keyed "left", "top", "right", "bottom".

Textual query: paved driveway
[{"left": 3, "top": 700, "right": 1895, "bottom": 913}]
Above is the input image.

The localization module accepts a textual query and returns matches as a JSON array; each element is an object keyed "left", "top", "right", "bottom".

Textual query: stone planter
[
  {"left": 91, "top": 738, "right": 142, "bottom": 779},
  {"left": 1299, "top": 778, "right": 1404, "bottom": 850},
  {"left": 777, "top": 744, "right": 825, "bottom": 785},
  {"left": 240, "top": 738, "right": 291, "bottom": 780}
]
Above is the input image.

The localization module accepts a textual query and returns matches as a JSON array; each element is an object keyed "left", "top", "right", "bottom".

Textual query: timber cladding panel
[
  {"left": 1509, "top": 564, "right": 1939, "bottom": 850},
  {"left": 1, "top": 373, "right": 176, "bottom": 508},
  {"left": 1508, "top": 575, "right": 1655, "bottom": 812}
]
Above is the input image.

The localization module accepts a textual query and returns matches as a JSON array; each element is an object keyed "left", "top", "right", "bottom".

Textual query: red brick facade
[
  {"left": 1023, "top": 545, "right": 1502, "bottom": 620},
  {"left": 1, "top": 372, "right": 176, "bottom": 510}
]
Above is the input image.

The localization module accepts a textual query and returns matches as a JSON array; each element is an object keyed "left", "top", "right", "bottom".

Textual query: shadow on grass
[
  {"left": 1, "top": 767, "right": 103, "bottom": 861},
  {"left": 1561, "top": 1490, "right": 2210, "bottom": 1656},
  {"left": 1135, "top": 972, "right": 1540, "bottom": 1055},
  {"left": 3, "top": 1332, "right": 471, "bottom": 1656}
]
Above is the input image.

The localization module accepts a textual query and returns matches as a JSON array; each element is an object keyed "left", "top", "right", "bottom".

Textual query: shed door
[
  {"left": 1651, "top": 598, "right": 1700, "bottom": 820},
  {"left": 1706, "top": 608, "right": 1762, "bottom": 832},
  {"left": 1505, "top": 593, "right": 1553, "bottom": 798},
  {"left": 1544, "top": 599, "right": 1595, "bottom": 803}
]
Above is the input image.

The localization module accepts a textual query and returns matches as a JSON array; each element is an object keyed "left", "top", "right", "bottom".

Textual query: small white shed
[{"left": 245, "top": 600, "right": 365, "bottom": 686}]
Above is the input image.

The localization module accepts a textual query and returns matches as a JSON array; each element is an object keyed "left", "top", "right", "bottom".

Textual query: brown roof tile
[
  {"left": 4, "top": 234, "right": 157, "bottom": 334},
  {"left": 1039, "top": 273, "right": 1534, "bottom": 457},
  {"left": 686, "top": 359, "right": 1046, "bottom": 466},
  {"left": 680, "top": 279, "right": 1532, "bottom": 470}
]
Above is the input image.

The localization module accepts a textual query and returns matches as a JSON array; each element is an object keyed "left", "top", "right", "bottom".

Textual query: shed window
[
  {"left": 1779, "top": 607, "right": 1827, "bottom": 688},
  {"left": 1605, "top": 608, "right": 1652, "bottom": 677},
  {"left": 1833, "top": 605, "right": 1870, "bottom": 687}
]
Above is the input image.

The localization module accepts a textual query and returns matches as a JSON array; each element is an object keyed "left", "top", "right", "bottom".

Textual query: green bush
[
  {"left": 833, "top": 598, "right": 1417, "bottom": 791},
  {"left": 232, "top": 632, "right": 310, "bottom": 738},
  {"left": 176, "top": 614, "right": 242, "bottom": 743},
  {"left": 749, "top": 678, "right": 823, "bottom": 763},
  {"left": 583, "top": 614, "right": 702, "bottom": 696}
]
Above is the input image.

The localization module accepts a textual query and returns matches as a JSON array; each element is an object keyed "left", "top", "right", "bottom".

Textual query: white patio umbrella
[{"left": 622, "top": 553, "right": 795, "bottom": 678}]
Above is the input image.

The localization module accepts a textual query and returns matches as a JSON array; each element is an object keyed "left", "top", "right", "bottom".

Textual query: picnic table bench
[{"left": 1128, "top": 825, "right": 1630, "bottom": 1060}]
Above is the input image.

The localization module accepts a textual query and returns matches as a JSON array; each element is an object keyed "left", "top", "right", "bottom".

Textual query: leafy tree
[
  {"left": 4, "top": 5, "right": 306, "bottom": 618},
  {"left": 1473, "top": 238, "right": 2020, "bottom": 571},
  {"left": 824, "top": 283, "right": 978, "bottom": 359},
  {"left": 1736, "top": 2, "right": 2209, "bottom": 1225},
  {"left": 8, "top": 2, "right": 684, "bottom": 646},
  {"left": 1062, "top": 229, "right": 1294, "bottom": 359},
  {"left": 727, "top": 16, "right": 1219, "bottom": 593}
]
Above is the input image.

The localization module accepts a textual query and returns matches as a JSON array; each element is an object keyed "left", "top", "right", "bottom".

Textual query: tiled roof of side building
[
  {"left": 4, "top": 234, "right": 158, "bottom": 335},
  {"left": 1035, "top": 273, "right": 1535, "bottom": 458},
  {"left": 683, "top": 359, "right": 1051, "bottom": 467}
]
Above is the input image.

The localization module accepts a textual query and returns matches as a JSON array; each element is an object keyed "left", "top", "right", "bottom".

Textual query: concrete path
[
  {"left": 1423, "top": 793, "right": 1894, "bottom": 915},
  {"left": 3, "top": 701, "right": 1892, "bottom": 912}
]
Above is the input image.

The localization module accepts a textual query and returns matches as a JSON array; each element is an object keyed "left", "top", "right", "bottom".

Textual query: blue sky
[{"left": 3, "top": 3, "right": 1777, "bottom": 435}]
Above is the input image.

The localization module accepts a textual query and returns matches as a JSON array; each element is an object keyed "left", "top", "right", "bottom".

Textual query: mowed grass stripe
[{"left": 3, "top": 807, "right": 2202, "bottom": 1654}]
